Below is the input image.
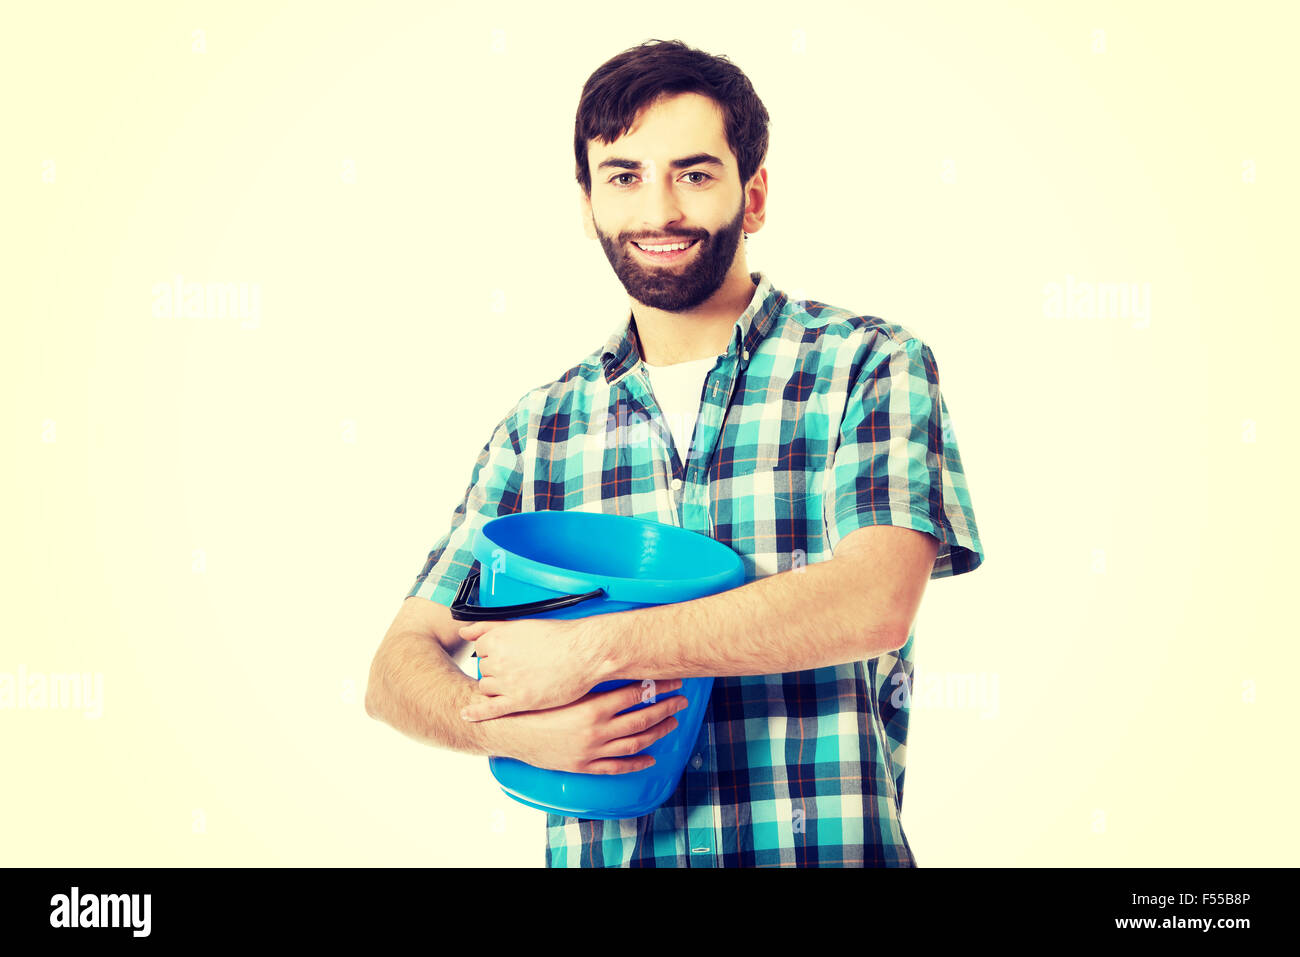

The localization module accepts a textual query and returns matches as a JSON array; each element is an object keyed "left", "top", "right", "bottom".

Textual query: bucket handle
[{"left": 448, "top": 569, "right": 606, "bottom": 622}]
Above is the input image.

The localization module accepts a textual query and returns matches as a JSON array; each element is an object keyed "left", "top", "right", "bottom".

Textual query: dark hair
[{"left": 573, "top": 39, "right": 771, "bottom": 199}]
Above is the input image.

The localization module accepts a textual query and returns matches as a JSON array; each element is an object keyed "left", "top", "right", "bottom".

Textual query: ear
[
  {"left": 579, "top": 187, "right": 597, "bottom": 240},
  {"left": 743, "top": 166, "right": 768, "bottom": 235}
]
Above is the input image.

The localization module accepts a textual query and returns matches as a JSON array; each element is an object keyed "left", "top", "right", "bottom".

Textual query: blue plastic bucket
[{"left": 449, "top": 510, "right": 746, "bottom": 819}]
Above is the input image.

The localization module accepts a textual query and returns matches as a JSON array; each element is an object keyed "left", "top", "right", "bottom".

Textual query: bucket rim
[{"left": 470, "top": 510, "right": 745, "bottom": 604}]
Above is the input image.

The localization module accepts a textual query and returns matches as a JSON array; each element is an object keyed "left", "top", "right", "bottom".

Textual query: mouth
[{"left": 630, "top": 237, "right": 700, "bottom": 263}]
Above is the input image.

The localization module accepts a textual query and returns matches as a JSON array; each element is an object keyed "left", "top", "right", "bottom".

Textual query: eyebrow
[{"left": 596, "top": 152, "right": 726, "bottom": 173}]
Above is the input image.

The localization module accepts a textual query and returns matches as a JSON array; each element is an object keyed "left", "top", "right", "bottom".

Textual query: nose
[{"left": 637, "top": 160, "right": 687, "bottom": 235}]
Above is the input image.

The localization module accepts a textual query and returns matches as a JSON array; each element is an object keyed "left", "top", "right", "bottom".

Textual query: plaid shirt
[{"left": 407, "top": 271, "right": 985, "bottom": 867}]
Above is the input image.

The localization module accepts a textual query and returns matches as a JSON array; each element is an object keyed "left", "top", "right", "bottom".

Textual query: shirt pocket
[
  {"left": 714, "top": 464, "right": 822, "bottom": 575},
  {"left": 729, "top": 463, "right": 812, "bottom": 508}
]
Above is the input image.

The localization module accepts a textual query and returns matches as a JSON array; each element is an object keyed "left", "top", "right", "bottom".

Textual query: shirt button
[
  {"left": 742, "top": 349, "right": 750, "bottom": 361},
  {"left": 670, "top": 478, "right": 683, "bottom": 492},
  {"left": 691, "top": 753, "right": 703, "bottom": 769}
]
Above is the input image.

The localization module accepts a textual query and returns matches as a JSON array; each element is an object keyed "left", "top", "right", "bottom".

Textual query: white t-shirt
[{"left": 642, "top": 353, "right": 721, "bottom": 464}]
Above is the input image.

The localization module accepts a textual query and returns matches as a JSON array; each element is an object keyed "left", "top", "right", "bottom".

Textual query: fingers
[
  {"left": 579, "top": 679, "right": 691, "bottom": 774},
  {"left": 593, "top": 714, "right": 680, "bottom": 766},
  {"left": 583, "top": 756, "right": 657, "bottom": 775},
  {"left": 633, "top": 678, "right": 682, "bottom": 706},
  {"left": 457, "top": 621, "right": 489, "bottom": 641},
  {"left": 596, "top": 693, "right": 689, "bottom": 759},
  {"left": 600, "top": 678, "right": 683, "bottom": 716},
  {"left": 461, "top": 695, "right": 518, "bottom": 722}
]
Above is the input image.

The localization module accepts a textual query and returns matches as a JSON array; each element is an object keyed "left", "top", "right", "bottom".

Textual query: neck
[{"left": 631, "top": 268, "right": 758, "bottom": 366}]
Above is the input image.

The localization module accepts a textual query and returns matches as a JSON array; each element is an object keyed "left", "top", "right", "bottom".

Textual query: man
[{"left": 366, "top": 39, "right": 985, "bottom": 867}]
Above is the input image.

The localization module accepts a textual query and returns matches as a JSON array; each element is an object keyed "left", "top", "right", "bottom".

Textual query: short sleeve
[
  {"left": 405, "top": 405, "right": 526, "bottom": 607},
  {"left": 825, "top": 333, "right": 984, "bottom": 579}
]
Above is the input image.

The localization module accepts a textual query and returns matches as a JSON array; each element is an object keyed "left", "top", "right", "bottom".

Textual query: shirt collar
[{"left": 600, "top": 271, "right": 783, "bottom": 385}]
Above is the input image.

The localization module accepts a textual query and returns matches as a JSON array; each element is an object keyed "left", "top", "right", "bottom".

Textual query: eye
[{"left": 608, "top": 171, "right": 714, "bottom": 188}]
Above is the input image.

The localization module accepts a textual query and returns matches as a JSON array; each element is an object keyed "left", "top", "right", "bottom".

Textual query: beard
[{"left": 594, "top": 201, "right": 746, "bottom": 312}]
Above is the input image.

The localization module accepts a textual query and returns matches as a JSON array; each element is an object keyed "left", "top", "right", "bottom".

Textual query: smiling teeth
[{"left": 636, "top": 240, "right": 694, "bottom": 252}]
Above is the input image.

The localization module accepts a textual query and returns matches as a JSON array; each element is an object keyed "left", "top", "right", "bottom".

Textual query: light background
[{"left": 3, "top": 0, "right": 1296, "bottom": 866}]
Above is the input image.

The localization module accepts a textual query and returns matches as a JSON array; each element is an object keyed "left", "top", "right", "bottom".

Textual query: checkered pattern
[{"left": 407, "top": 271, "right": 985, "bottom": 867}]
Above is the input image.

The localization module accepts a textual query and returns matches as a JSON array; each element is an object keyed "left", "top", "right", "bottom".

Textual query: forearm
[
  {"left": 367, "top": 630, "right": 502, "bottom": 757},
  {"left": 595, "top": 558, "right": 904, "bottom": 682}
]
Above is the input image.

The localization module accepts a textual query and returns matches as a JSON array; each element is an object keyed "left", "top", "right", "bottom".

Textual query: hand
[
  {"left": 482, "top": 679, "right": 691, "bottom": 774},
  {"left": 458, "top": 615, "right": 614, "bottom": 721}
]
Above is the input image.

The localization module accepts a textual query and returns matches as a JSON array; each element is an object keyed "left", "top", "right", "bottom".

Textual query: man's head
[{"left": 575, "top": 39, "right": 770, "bottom": 312}]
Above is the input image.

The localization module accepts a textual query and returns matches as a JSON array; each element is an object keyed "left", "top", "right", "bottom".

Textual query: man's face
[{"left": 582, "top": 92, "right": 751, "bottom": 312}]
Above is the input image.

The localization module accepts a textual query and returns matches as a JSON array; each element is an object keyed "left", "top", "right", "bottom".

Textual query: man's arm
[
  {"left": 366, "top": 595, "right": 501, "bottom": 755},
  {"left": 591, "top": 524, "right": 940, "bottom": 682}
]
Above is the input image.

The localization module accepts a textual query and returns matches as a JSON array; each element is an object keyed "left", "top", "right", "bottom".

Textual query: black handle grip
[{"left": 449, "top": 569, "right": 605, "bottom": 622}]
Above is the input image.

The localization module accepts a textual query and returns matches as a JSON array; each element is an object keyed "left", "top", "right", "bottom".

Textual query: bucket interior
[{"left": 483, "top": 510, "right": 733, "bottom": 583}]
